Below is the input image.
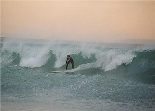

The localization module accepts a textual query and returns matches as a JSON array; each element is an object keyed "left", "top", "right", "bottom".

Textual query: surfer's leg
[
  {"left": 71, "top": 61, "right": 74, "bottom": 69},
  {"left": 66, "top": 63, "right": 68, "bottom": 70}
]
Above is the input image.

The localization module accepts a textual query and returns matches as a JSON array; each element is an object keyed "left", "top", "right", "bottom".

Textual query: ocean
[{"left": 1, "top": 38, "right": 155, "bottom": 111}]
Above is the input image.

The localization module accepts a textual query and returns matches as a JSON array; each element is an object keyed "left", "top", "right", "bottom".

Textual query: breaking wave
[{"left": 1, "top": 39, "right": 155, "bottom": 84}]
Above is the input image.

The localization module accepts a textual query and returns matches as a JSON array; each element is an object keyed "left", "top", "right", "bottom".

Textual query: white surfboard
[{"left": 51, "top": 70, "right": 74, "bottom": 73}]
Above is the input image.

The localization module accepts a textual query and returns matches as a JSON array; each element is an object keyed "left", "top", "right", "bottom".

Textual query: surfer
[{"left": 66, "top": 55, "right": 74, "bottom": 70}]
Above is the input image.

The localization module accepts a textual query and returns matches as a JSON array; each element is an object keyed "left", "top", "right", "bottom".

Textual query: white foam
[
  {"left": 74, "top": 49, "right": 136, "bottom": 72},
  {"left": 19, "top": 45, "right": 51, "bottom": 68},
  {"left": 104, "top": 51, "right": 136, "bottom": 71}
]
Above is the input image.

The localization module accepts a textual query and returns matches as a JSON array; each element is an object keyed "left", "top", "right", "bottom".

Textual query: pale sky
[{"left": 1, "top": 1, "right": 155, "bottom": 43}]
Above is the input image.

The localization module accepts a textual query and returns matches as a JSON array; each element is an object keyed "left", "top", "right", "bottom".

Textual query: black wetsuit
[{"left": 66, "top": 57, "right": 74, "bottom": 70}]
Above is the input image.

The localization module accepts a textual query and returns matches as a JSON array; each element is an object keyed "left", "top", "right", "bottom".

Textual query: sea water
[{"left": 1, "top": 38, "right": 155, "bottom": 111}]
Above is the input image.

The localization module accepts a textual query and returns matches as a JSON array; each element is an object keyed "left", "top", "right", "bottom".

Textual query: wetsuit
[{"left": 66, "top": 57, "right": 74, "bottom": 70}]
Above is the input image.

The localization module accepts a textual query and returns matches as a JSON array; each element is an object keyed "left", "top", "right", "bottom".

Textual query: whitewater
[{"left": 1, "top": 38, "right": 155, "bottom": 111}]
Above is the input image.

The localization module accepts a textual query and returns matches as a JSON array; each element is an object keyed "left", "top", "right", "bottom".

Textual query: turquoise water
[{"left": 1, "top": 38, "right": 155, "bottom": 111}]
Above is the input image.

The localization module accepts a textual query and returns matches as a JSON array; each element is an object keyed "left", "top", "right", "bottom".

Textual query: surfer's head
[
  {"left": 67, "top": 55, "right": 70, "bottom": 58},
  {"left": 67, "top": 55, "right": 70, "bottom": 57}
]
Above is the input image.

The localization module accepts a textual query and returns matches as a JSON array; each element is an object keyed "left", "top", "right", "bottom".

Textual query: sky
[{"left": 1, "top": 1, "right": 155, "bottom": 43}]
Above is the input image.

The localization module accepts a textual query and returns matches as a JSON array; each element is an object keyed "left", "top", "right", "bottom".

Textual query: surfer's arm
[
  {"left": 66, "top": 59, "right": 70, "bottom": 70},
  {"left": 66, "top": 58, "right": 71, "bottom": 64}
]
